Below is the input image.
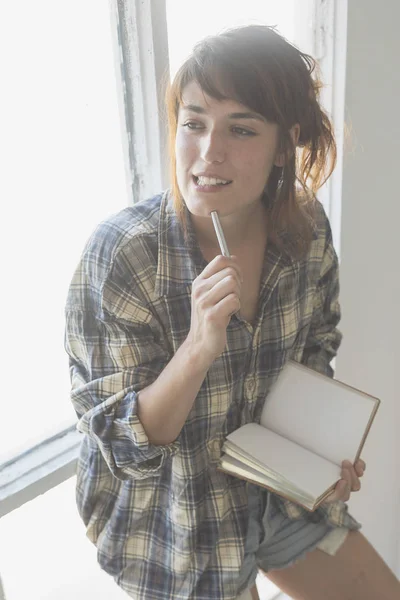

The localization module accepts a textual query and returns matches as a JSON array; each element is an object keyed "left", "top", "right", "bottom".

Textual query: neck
[{"left": 191, "top": 202, "right": 268, "bottom": 256}]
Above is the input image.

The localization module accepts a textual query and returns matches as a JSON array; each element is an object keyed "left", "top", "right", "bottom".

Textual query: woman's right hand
[{"left": 186, "top": 255, "right": 243, "bottom": 367}]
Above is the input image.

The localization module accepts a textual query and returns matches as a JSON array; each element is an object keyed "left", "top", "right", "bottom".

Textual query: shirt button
[
  {"left": 207, "top": 439, "right": 221, "bottom": 457},
  {"left": 213, "top": 439, "right": 221, "bottom": 455},
  {"left": 246, "top": 378, "right": 255, "bottom": 395}
]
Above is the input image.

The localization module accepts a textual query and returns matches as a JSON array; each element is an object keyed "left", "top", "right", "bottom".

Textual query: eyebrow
[{"left": 182, "top": 103, "right": 266, "bottom": 123}]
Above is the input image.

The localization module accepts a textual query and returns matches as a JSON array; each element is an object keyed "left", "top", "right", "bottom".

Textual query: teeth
[{"left": 196, "top": 176, "right": 230, "bottom": 186}]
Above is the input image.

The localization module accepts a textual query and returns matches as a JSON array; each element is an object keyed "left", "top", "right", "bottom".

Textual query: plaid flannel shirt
[{"left": 65, "top": 191, "right": 358, "bottom": 600}]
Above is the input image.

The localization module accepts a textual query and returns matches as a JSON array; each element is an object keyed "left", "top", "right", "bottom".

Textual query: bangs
[{"left": 173, "top": 52, "right": 282, "bottom": 125}]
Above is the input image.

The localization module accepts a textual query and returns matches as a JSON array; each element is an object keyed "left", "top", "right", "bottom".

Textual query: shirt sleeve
[
  {"left": 301, "top": 215, "right": 342, "bottom": 378},
  {"left": 65, "top": 245, "right": 179, "bottom": 481}
]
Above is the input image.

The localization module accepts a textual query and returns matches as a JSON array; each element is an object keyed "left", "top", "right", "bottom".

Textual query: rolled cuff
[{"left": 77, "top": 389, "right": 180, "bottom": 480}]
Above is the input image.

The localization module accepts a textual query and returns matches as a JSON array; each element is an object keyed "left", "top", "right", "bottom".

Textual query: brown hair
[{"left": 165, "top": 25, "right": 336, "bottom": 257}]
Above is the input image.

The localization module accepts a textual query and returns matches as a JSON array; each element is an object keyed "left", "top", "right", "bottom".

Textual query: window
[
  {"left": 1, "top": 3, "right": 344, "bottom": 598},
  {"left": 0, "top": 0, "right": 128, "bottom": 464},
  {"left": 166, "top": 0, "right": 316, "bottom": 78}
]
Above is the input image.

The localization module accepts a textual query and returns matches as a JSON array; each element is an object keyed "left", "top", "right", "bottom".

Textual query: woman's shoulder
[
  {"left": 87, "top": 192, "right": 164, "bottom": 254},
  {"left": 73, "top": 192, "right": 166, "bottom": 302},
  {"left": 296, "top": 190, "right": 333, "bottom": 245}
]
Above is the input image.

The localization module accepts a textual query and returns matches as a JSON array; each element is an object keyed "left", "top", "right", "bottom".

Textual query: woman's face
[{"left": 175, "top": 80, "right": 281, "bottom": 219}]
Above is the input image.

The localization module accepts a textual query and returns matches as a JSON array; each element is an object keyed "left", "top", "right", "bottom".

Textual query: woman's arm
[
  {"left": 139, "top": 254, "right": 243, "bottom": 445},
  {"left": 65, "top": 303, "right": 178, "bottom": 481},
  {"left": 301, "top": 212, "right": 342, "bottom": 378},
  {"left": 137, "top": 338, "right": 210, "bottom": 446},
  {"left": 65, "top": 236, "right": 242, "bottom": 476}
]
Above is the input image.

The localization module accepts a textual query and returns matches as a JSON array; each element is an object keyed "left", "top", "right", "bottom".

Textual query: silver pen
[{"left": 211, "top": 211, "right": 230, "bottom": 257}]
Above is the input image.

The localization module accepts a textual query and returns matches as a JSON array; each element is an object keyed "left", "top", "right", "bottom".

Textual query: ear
[{"left": 274, "top": 123, "right": 301, "bottom": 167}]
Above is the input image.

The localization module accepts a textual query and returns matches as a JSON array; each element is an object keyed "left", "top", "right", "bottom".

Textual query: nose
[{"left": 200, "top": 130, "right": 226, "bottom": 164}]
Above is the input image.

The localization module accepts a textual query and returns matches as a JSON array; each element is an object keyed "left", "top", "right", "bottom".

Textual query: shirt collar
[
  {"left": 153, "top": 191, "right": 310, "bottom": 299},
  {"left": 154, "top": 191, "right": 206, "bottom": 298}
]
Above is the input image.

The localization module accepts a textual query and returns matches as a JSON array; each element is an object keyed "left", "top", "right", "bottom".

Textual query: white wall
[{"left": 336, "top": 0, "right": 400, "bottom": 575}]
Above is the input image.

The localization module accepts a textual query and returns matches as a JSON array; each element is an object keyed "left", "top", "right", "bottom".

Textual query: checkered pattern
[{"left": 65, "top": 191, "right": 355, "bottom": 599}]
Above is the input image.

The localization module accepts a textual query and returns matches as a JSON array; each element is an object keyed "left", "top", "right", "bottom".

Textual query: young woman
[{"left": 65, "top": 25, "right": 400, "bottom": 599}]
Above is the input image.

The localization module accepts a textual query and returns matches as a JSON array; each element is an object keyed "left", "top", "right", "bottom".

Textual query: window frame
[
  {"left": 0, "top": 426, "right": 81, "bottom": 519},
  {"left": 309, "top": 0, "right": 348, "bottom": 260},
  {"left": 111, "top": 0, "right": 170, "bottom": 203}
]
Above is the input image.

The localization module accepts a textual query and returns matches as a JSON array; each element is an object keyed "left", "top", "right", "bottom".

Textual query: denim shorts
[{"left": 235, "top": 484, "right": 359, "bottom": 595}]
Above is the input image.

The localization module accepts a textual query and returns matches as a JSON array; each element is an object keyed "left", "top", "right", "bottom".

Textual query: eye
[
  {"left": 182, "top": 121, "right": 204, "bottom": 130},
  {"left": 231, "top": 126, "right": 257, "bottom": 137}
]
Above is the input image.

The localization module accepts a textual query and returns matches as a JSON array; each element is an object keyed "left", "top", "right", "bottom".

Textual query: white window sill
[{"left": 0, "top": 425, "right": 81, "bottom": 518}]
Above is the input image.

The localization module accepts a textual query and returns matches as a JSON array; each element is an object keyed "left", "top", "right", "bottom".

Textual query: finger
[
  {"left": 200, "top": 275, "right": 241, "bottom": 310},
  {"left": 338, "top": 478, "right": 351, "bottom": 502},
  {"left": 211, "top": 293, "right": 241, "bottom": 322},
  {"left": 342, "top": 461, "right": 361, "bottom": 492},
  {"left": 339, "top": 468, "right": 352, "bottom": 501},
  {"left": 354, "top": 462, "right": 363, "bottom": 478},
  {"left": 325, "top": 477, "right": 350, "bottom": 504},
  {"left": 200, "top": 255, "right": 243, "bottom": 282},
  {"left": 192, "top": 269, "right": 241, "bottom": 311},
  {"left": 355, "top": 459, "right": 366, "bottom": 477},
  {"left": 203, "top": 267, "right": 243, "bottom": 294}
]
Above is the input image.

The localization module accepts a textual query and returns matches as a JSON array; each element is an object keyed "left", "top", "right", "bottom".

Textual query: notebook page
[
  {"left": 226, "top": 423, "right": 341, "bottom": 498},
  {"left": 219, "top": 455, "right": 314, "bottom": 508},
  {"left": 260, "top": 361, "right": 378, "bottom": 465}
]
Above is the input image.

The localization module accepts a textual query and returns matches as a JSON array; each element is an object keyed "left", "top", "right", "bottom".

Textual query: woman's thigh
[{"left": 264, "top": 530, "right": 400, "bottom": 600}]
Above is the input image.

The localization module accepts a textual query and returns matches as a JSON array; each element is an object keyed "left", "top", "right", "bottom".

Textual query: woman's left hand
[{"left": 325, "top": 459, "right": 366, "bottom": 503}]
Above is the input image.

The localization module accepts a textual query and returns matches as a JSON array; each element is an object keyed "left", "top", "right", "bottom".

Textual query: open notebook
[{"left": 218, "top": 361, "right": 380, "bottom": 511}]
